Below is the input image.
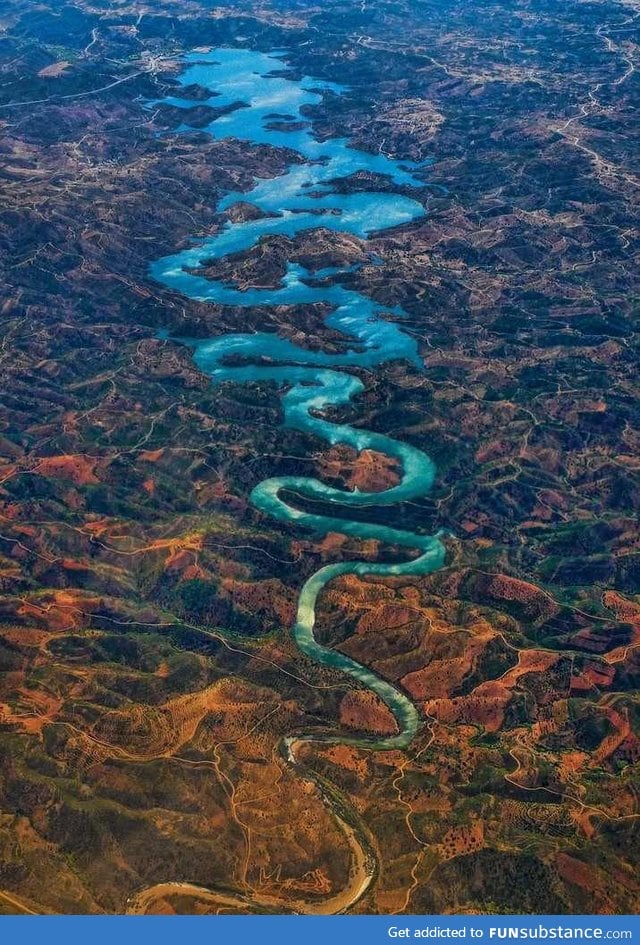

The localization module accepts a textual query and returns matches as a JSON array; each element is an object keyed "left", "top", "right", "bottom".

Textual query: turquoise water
[{"left": 151, "top": 48, "right": 446, "bottom": 750}]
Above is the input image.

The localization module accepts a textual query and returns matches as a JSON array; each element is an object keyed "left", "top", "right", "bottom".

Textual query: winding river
[{"left": 134, "top": 47, "right": 446, "bottom": 914}]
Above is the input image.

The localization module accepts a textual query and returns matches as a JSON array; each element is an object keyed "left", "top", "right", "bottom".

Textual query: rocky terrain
[{"left": 0, "top": 0, "right": 638, "bottom": 915}]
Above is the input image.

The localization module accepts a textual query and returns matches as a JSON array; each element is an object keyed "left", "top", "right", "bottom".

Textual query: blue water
[{"left": 150, "top": 47, "right": 446, "bottom": 750}]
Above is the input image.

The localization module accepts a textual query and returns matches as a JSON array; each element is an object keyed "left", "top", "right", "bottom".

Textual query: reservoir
[{"left": 150, "top": 47, "right": 446, "bottom": 751}]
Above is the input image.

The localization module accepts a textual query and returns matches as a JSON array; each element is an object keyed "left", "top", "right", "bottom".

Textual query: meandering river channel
[{"left": 133, "top": 47, "right": 446, "bottom": 914}]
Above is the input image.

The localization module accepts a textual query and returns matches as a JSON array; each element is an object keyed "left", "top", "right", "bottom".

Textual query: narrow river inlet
[{"left": 137, "top": 47, "right": 448, "bottom": 913}]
